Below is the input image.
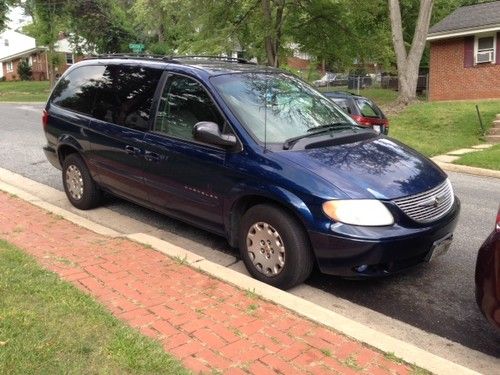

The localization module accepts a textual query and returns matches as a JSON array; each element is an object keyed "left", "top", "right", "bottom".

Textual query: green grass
[
  {"left": 0, "top": 80, "right": 50, "bottom": 102},
  {"left": 454, "top": 144, "right": 500, "bottom": 170},
  {"left": 0, "top": 239, "right": 188, "bottom": 375},
  {"left": 389, "top": 100, "right": 500, "bottom": 156}
]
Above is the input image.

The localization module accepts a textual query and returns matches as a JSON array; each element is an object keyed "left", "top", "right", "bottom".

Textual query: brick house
[
  {"left": 0, "top": 31, "right": 83, "bottom": 81},
  {"left": 427, "top": 1, "right": 500, "bottom": 101},
  {"left": 1, "top": 47, "right": 49, "bottom": 80}
]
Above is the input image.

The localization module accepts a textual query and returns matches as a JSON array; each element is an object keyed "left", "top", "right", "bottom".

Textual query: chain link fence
[{"left": 319, "top": 74, "right": 429, "bottom": 97}]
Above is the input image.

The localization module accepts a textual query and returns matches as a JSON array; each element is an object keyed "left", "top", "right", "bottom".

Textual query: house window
[
  {"left": 65, "top": 53, "right": 74, "bottom": 65},
  {"left": 475, "top": 34, "right": 496, "bottom": 64},
  {"left": 6, "top": 61, "right": 14, "bottom": 73}
]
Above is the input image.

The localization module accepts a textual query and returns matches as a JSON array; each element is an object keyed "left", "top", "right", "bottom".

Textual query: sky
[{"left": 6, "top": 6, "right": 32, "bottom": 30}]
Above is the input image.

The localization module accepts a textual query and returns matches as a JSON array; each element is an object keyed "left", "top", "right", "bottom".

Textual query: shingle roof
[{"left": 428, "top": 1, "right": 500, "bottom": 35}]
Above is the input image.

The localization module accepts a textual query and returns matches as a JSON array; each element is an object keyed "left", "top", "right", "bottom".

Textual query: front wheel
[
  {"left": 239, "top": 204, "right": 314, "bottom": 290},
  {"left": 62, "top": 153, "right": 101, "bottom": 210}
]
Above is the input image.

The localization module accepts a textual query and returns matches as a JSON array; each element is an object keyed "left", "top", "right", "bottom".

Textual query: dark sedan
[
  {"left": 323, "top": 91, "right": 389, "bottom": 135},
  {"left": 475, "top": 206, "right": 500, "bottom": 332}
]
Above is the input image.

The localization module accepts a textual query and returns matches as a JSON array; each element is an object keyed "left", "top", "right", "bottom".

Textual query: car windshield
[{"left": 211, "top": 72, "right": 356, "bottom": 144}]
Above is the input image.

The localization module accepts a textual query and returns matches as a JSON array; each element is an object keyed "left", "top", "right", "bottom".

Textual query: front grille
[{"left": 393, "top": 179, "right": 454, "bottom": 223}]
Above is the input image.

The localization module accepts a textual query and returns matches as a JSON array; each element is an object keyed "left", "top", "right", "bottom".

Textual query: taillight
[
  {"left": 42, "top": 109, "right": 48, "bottom": 130},
  {"left": 351, "top": 114, "right": 388, "bottom": 126},
  {"left": 496, "top": 207, "right": 500, "bottom": 232},
  {"left": 351, "top": 114, "right": 371, "bottom": 126}
]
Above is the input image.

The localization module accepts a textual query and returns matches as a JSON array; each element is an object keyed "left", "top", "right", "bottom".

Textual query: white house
[{"left": 0, "top": 29, "right": 36, "bottom": 78}]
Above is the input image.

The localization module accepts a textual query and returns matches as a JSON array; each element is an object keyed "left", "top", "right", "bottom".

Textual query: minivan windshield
[{"left": 211, "top": 72, "right": 357, "bottom": 144}]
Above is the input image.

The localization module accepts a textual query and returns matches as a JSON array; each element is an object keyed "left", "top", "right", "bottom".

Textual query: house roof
[
  {"left": 0, "top": 47, "right": 46, "bottom": 62},
  {"left": 427, "top": 1, "right": 500, "bottom": 41}
]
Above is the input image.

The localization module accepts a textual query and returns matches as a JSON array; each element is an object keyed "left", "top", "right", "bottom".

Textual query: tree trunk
[
  {"left": 48, "top": 45, "right": 56, "bottom": 88},
  {"left": 262, "top": 0, "right": 276, "bottom": 66},
  {"left": 273, "top": 0, "right": 285, "bottom": 68},
  {"left": 388, "top": 0, "right": 433, "bottom": 104}
]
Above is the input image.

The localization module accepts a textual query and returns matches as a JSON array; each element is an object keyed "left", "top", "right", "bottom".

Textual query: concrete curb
[
  {"left": 0, "top": 175, "right": 480, "bottom": 374},
  {"left": 0, "top": 181, "right": 120, "bottom": 238},
  {"left": 432, "top": 160, "right": 500, "bottom": 179}
]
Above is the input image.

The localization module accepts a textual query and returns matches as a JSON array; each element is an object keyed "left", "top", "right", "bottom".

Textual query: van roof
[{"left": 82, "top": 54, "right": 279, "bottom": 76}]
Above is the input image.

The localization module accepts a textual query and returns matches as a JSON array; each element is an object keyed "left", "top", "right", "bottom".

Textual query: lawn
[
  {"left": 388, "top": 99, "right": 500, "bottom": 156},
  {"left": 454, "top": 144, "right": 500, "bottom": 170},
  {"left": 0, "top": 239, "right": 188, "bottom": 375},
  {"left": 0, "top": 80, "right": 51, "bottom": 102}
]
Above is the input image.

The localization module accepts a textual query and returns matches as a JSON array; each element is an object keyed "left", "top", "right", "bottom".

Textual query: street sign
[{"left": 128, "top": 43, "right": 145, "bottom": 53}]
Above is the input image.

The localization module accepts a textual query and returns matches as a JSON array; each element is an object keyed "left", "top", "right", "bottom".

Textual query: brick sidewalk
[{"left": 0, "top": 192, "right": 412, "bottom": 374}]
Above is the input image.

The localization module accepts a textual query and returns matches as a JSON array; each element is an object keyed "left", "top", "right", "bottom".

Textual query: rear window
[
  {"left": 50, "top": 65, "right": 106, "bottom": 115},
  {"left": 354, "top": 98, "right": 383, "bottom": 118},
  {"left": 50, "top": 64, "right": 162, "bottom": 131}
]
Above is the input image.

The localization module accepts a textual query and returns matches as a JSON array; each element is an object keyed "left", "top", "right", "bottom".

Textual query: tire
[
  {"left": 239, "top": 204, "right": 314, "bottom": 290},
  {"left": 62, "top": 153, "right": 101, "bottom": 210}
]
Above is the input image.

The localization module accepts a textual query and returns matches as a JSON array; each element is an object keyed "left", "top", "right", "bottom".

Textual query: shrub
[{"left": 17, "top": 60, "right": 32, "bottom": 81}]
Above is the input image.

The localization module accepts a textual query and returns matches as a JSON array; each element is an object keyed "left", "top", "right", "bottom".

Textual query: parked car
[
  {"left": 313, "top": 72, "right": 347, "bottom": 87},
  {"left": 42, "top": 55, "right": 460, "bottom": 290},
  {"left": 475, "top": 206, "right": 500, "bottom": 332},
  {"left": 323, "top": 91, "right": 389, "bottom": 134}
]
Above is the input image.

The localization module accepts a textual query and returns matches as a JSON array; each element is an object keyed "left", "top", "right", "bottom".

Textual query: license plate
[{"left": 426, "top": 234, "right": 453, "bottom": 262}]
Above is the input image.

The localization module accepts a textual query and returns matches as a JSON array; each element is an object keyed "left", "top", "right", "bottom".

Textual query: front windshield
[{"left": 211, "top": 72, "right": 357, "bottom": 144}]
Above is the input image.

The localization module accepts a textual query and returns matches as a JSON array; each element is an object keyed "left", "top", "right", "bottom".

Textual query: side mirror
[{"left": 193, "top": 121, "right": 237, "bottom": 148}]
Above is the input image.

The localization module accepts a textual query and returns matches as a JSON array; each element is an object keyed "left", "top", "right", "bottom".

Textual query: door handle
[
  {"left": 144, "top": 150, "right": 161, "bottom": 162},
  {"left": 125, "top": 145, "right": 141, "bottom": 156}
]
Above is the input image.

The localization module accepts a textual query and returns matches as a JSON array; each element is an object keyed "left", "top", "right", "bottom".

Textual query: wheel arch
[
  {"left": 226, "top": 189, "right": 314, "bottom": 249},
  {"left": 56, "top": 135, "right": 84, "bottom": 165}
]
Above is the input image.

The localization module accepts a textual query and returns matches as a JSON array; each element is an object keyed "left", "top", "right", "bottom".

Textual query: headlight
[{"left": 322, "top": 200, "right": 394, "bottom": 226}]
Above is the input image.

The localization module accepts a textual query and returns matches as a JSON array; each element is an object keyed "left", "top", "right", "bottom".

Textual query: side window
[
  {"left": 50, "top": 65, "right": 106, "bottom": 115},
  {"left": 154, "top": 75, "right": 224, "bottom": 141},
  {"left": 91, "top": 65, "right": 163, "bottom": 131}
]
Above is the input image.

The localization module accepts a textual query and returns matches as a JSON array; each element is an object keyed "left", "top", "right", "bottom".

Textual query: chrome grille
[{"left": 393, "top": 179, "right": 454, "bottom": 223}]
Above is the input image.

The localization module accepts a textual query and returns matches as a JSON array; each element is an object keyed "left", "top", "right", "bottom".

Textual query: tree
[
  {"left": 389, "top": 0, "right": 434, "bottom": 104},
  {"left": 1, "top": 0, "right": 19, "bottom": 32},
  {"left": 21, "top": 0, "right": 69, "bottom": 87},
  {"left": 0, "top": 0, "right": 8, "bottom": 31},
  {"left": 65, "top": 0, "right": 134, "bottom": 53}
]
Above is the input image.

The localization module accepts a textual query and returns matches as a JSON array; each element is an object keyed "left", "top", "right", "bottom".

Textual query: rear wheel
[
  {"left": 239, "top": 204, "right": 314, "bottom": 290},
  {"left": 62, "top": 153, "right": 101, "bottom": 210}
]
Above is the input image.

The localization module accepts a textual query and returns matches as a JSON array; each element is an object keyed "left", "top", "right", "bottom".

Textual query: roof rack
[
  {"left": 84, "top": 54, "right": 176, "bottom": 62},
  {"left": 84, "top": 54, "right": 255, "bottom": 65},
  {"left": 172, "top": 55, "right": 255, "bottom": 64}
]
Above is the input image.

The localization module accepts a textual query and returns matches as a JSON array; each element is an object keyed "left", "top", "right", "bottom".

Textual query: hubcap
[
  {"left": 246, "top": 222, "right": 285, "bottom": 276},
  {"left": 65, "top": 165, "right": 84, "bottom": 200}
]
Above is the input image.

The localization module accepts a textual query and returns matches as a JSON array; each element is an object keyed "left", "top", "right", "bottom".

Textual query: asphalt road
[{"left": 1, "top": 103, "right": 499, "bottom": 361}]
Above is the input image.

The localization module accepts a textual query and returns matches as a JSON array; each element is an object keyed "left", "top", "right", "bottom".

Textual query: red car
[{"left": 475, "top": 206, "right": 500, "bottom": 331}]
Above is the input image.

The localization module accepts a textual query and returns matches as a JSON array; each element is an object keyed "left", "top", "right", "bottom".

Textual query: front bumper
[{"left": 309, "top": 197, "right": 460, "bottom": 277}]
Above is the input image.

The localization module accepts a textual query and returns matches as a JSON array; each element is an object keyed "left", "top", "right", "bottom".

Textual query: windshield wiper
[
  {"left": 307, "top": 122, "right": 361, "bottom": 132},
  {"left": 283, "top": 123, "right": 359, "bottom": 150}
]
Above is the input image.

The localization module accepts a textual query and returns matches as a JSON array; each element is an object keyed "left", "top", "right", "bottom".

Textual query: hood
[{"left": 279, "top": 136, "right": 447, "bottom": 200}]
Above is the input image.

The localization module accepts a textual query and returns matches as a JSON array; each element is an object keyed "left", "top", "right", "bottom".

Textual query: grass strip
[
  {"left": 453, "top": 144, "right": 500, "bottom": 170},
  {"left": 0, "top": 81, "right": 50, "bottom": 102},
  {"left": 0, "top": 239, "right": 189, "bottom": 375}
]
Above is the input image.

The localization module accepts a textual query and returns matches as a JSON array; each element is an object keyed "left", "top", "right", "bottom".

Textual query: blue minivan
[{"left": 43, "top": 56, "right": 460, "bottom": 289}]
